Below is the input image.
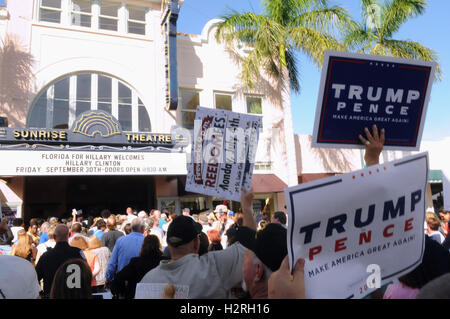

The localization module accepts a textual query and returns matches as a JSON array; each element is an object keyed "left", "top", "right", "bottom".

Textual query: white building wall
[
  {"left": 0, "top": 0, "right": 168, "bottom": 130},
  {"left": 29, "top": 2, "right": 167, "bottom": 131},
  {"left": 296, "top": 133, "right": 449, "bottom": 176}
]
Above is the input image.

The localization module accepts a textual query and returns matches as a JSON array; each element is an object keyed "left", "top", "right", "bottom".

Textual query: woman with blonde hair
[
  {"left": 87, "top": 236, "right": 111, "bottom": 293},
  {"left": 70, "top": 236, "right": 100, "bottom": 287},
  {"left": 11, "top": 229, "right": 37, "bottom": 265}
]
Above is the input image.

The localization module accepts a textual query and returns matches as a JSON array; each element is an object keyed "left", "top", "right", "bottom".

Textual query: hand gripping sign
[
  {"left": 285, "top": 152, "right": 428, "bottom": 298},
  {"left": 186, "top": 106, "right": 262, "bottom": 202},
  {"left": 312, "top": 51, "right": 436, "bottom": 150}
]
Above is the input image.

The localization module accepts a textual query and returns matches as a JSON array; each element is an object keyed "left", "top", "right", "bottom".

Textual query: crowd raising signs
[
  {"left": 285, "top": 153, "right": 429, "bottom": 298},
  {"left": 185, "top": 106, "right": 262, "bottom": 202},
  {"left": 312, "top": 51, "right": 436, "bottom": 150}
]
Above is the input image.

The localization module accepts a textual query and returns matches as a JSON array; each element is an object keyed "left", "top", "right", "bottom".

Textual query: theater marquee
[
  {"left": 0, "top": 110, "right": 189, "bottom": 176},
  {"left": 0, "top": 150, "right": 187, "bottom": 176}
]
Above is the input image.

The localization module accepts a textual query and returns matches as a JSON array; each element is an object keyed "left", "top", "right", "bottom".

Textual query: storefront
[{"left": 158, "top": 174, "right": 287, "bottom": 216}]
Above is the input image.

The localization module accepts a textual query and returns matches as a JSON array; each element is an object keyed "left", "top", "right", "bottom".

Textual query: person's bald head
[{"left": 54, "top": 224, "right": 70, "bottom": 242}]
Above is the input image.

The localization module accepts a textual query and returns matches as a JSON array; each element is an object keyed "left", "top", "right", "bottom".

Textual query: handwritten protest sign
[
  {"left": 312, "top": 51, "right": 436, "bottom": 150},
  {"left": 185, "top": 106, "right": 262, "bottom": 202},
  {"left": 285, "top": 152, "right": 428, "bottom": 298}
]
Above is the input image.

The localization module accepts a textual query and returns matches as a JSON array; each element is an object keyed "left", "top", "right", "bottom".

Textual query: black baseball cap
[
  {"left": 236, "top": 223, "right": 287, "bottom": 272},
  {"left": 167, "top": 216, "right": 203, "bottom": 247}
]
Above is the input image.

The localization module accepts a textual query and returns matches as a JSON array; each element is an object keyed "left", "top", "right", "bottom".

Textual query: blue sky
[{"left": 177, "top": 0, "right": 450, "bottom": 142}]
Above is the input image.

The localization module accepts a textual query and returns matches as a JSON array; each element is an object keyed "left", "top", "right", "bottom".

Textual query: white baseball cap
[{"left": 138, "top": 211, "right": 148, "bottom": 218}]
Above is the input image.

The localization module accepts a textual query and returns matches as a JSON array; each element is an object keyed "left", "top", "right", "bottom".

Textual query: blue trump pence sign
[{"left": 312, "top": 51, "right": 436, "bottom": 150}]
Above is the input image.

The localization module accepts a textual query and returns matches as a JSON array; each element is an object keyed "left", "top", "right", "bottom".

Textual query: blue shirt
[
  {"left": 94, "top": 229, "right": 104, "bottom": 240},
  {"left": 158, "top": 218, "right": 167, "bottom": 231},
  {"left": 105, "top": 232, "right": 144, "bottom": 281},
  {"left": 39, "top": 232, "right": 49, "bottom": 244}
]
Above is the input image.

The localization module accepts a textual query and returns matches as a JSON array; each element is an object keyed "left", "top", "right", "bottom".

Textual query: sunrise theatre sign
[{"left": 0, "top": 110, "right": 189, "bottom": 176}]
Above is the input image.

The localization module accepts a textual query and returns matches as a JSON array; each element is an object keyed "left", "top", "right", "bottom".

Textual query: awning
[
  {"left": 429, "top": 170, "right": 442, "bottom": 183},
  {"left": 251, "top": 174, "right": 287, "bottom": 193},
  {"left": 0, "top": 179, "right": 22, "bottom": 204}
]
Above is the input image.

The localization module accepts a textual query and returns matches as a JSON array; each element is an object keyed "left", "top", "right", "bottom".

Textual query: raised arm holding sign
[{"left": 359, "top": 125, "right": 385, "bottom": 166}]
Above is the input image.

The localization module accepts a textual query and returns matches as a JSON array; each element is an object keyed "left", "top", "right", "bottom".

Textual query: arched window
[{"left": 28, "top": 73, "right": 151, "bottom": 132}]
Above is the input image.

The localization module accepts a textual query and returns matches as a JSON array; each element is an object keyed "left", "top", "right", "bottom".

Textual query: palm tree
[
  {"left": 215, "top": 0, "right": 355, "bottom": 93},
  {"left": 345, "top": 0, "right": 442, "bottom": 79}
]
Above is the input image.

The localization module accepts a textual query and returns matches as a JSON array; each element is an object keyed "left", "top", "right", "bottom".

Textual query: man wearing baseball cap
[
  {"left": 236, "top": 223, "right": 288, "bottom": 299},
  {"left": 213, "top": 204, "right": 234, "bottom": 248},
  {"left": 139, "top": 189, "right": 256, "bottom": 299}
]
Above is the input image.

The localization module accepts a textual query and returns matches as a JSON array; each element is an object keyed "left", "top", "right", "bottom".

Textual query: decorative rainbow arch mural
[{"left": 72, "top": 111, "right": 121, "bottom": 138}]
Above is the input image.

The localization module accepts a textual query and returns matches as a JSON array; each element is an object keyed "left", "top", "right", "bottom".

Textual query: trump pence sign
[
  {"left": 312, "top": 51, "right": 436, "bottom": 150},
  {"left": 285, "top": 153, "right": 428, "bottom": 298}
]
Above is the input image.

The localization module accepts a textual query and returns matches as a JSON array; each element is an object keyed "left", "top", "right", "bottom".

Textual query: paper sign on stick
[
  {"left": 185, "top": 106, "right": 262, "bottom": 202},
  {"left": 285, "top": 152, "right": 429, "bottom": 298},
  {"left": 312, "top": 51, "right": 436, "bottom": 150}
]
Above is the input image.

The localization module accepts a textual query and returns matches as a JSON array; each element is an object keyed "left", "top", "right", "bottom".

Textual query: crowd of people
[
  {"left": 0, "top": 125, "right": 449, "bottom": 299},
  {"left": 0, "top": 190, "right": 291, "bottom": 299}
]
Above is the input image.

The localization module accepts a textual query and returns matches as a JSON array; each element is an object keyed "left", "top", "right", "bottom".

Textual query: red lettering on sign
[
  {"left": 383, "top": 224, "right": 394, "bottom": 237},
  {"left": 335, "top": 237, "right": 347, "bottom": 252},
  {"left": 404, "top": 218, "right": 414, "bottom": 232},
  {"left": 359, "top": 231, "right": 372, "bottom": 245},
  {"left": 207, "top": 165, "right": 217, "bottom": 174},
  {"left": 309, "top": 246, "right": 322, "bottom": 261}
]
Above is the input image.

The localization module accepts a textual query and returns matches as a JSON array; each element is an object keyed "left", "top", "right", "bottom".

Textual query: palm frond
[
  {"left": 370, "top": 42, "right": 387, "bottom": 56},
  {"left": 383, "top": 39, "right": 442, "bottom": 80},
  {"left": 342, "top": 22, "right": 374, "bottom": 50},
  {"left": 214, "top": 12, "right": 274, "bottom": 47},
  {"left": 381, "top": 0, "right": 426, "bottom": 38},
  {"left": 359, "top": 42, "right": 377, "bottom": 54},
  {"left": 290, "top": 6, "right": 357, "bottom": 38},
  {"left": 360, "top": 0, "right": 381, "bottom": 29},
  {"left": 285, "top": 48, "right": 300, "bottom": 93},
  {"left": 290, "top": 26, "right": 346, "bottom": 67},
  {"left": 239, "top": 40, "right": 286, "bottom": 91},
  {"left": 239, "top": 48, "right": 264, "bottom": 90},
  {"left": 263, "top": 0, "right": 328, "bottom": 23}
]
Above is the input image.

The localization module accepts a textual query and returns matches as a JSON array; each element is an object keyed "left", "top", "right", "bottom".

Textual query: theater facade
[{"left": 0, "top": 0, "right": 298, "bottom": 221}]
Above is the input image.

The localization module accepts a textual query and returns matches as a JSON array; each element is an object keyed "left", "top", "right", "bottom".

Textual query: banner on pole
[
  {"left": 285, "top": 152, "right": 429, "bottom": 298},
  {"left": 312, "top": 51, "right": 436, "bottom": 150},
  {"left": 185, "top": 106, "right": 262, "bottom": 202}
]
